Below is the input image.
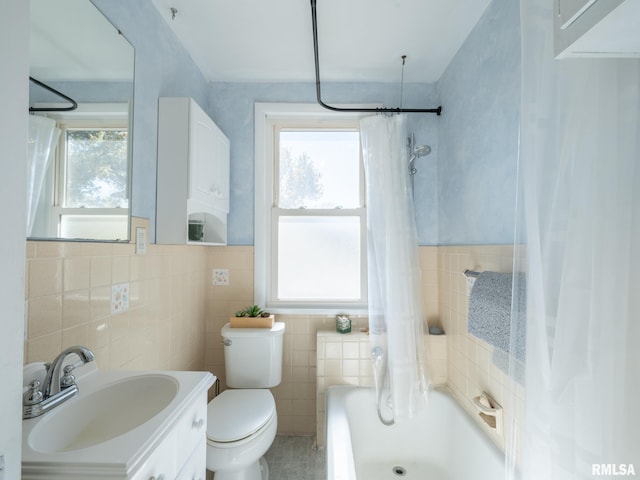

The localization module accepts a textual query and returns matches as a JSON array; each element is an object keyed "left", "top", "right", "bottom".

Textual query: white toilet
[{"left": 206, "top": 322, "right": 285, "bottom": 480}]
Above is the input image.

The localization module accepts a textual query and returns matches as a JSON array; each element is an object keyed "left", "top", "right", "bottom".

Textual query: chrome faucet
[
  {"left": 42, "top": 345, "right": 95, "bottom": 397},
  {"left": 23, "top": 345, "right": 95, "bottom": 419}
]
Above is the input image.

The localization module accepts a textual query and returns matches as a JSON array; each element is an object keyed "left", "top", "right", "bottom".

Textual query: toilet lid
[{"left": 207, "top": 389, "right": 275, "bottom": 443}]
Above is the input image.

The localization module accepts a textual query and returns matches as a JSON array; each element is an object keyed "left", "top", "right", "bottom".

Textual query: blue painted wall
[
  {"left": 93, "top": 0, "right": 519, "bottom": 246},
  {"left": 436, "top": 0, "right": 520, "bottom": 245}
]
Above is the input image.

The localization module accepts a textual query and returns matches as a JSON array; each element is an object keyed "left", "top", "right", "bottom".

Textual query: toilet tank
[{"left": 221, "top": 322, "right": 285, "bottom": 388}]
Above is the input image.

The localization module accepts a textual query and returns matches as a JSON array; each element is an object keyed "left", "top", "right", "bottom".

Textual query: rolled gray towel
[{"left": 467, "top": 271, "right": 526, "bottom": 361}]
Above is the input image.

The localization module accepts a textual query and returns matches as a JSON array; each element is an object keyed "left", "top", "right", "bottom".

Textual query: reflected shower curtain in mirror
[
  {"left": 360, "top": 114, "right": 429, "bottom": 422},
  {"left": 27, "top": 115, "right": 59, "bottom": 236},
  {"left": 508, "top": 0, "right": 640, "bottom": 477}
]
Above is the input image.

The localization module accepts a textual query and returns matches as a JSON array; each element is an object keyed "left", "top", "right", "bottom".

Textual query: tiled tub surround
[
  {"left": 438, "top": 245, "right": 525, "bottom": 449},
  {"left": 315, "top": 245, "right": 524, "bottom": 449},
  {"left": 25, "top": 242, "right": 523, "bottom": 446},
  {"left": 316, "top": 329, "right": 373, "bottom": 446},
  {"left": 315, "top": 330, "right": 448, "bottom": 447}
]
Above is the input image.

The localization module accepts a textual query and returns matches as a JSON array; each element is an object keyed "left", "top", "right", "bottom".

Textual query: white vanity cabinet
[
  {"left": 130, "top": 429, "right": 178, "bottom": 480},
  {"left": 157, "top": 97, "right": 230, "bottom": 245},
  {"left": 21, "top": 369, "right": 215, "bottom": 480},
  {"left": 131, "top": 394, "right": 208, "bottom": 480},
  {"left": 554, "top": 0, "right": 640, "bottom": 58}
]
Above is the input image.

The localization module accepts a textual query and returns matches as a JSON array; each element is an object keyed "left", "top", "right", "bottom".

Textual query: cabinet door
[
  {"left": 176, "top": 442, "right": 207, "bottom": 480},
  {"left": 187, "top": 102, "right": 229, "bottom": 214},
  {"left": 130, "top": 428, "right": 178, "bottom": 480},
  {"left": 188, "top": 105, "right": 217, "bottom": 207},
  {"left": 210, "top": 125, "right": 230, "bottom": 213}
]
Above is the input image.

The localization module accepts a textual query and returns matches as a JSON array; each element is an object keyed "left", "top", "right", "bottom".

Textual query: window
[
  {"left": 61, "top": 128, "right": 128, "bottom": 208},
  {"left": 51, "top": 112, "right": 129, "bottom": 240},
  {"left": 255, "top": 104, "right": 369, "bottom": 312}
]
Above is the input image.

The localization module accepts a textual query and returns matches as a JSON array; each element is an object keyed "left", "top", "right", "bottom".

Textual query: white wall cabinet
[
  {"left": 157, "top": 97, "right": 230, "bottom": 245},
  {"left": 554, "top": 0, "right": 640, "bottom": 58}
]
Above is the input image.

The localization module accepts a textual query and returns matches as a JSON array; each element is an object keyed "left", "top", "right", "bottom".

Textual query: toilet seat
[{"left": 207, "top": 389, "right": 275, "bottom": 443}]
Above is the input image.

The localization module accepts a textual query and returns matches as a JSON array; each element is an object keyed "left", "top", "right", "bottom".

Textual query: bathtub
[{"left": 325, "top": 386, "right": 504, "bottom": 480}]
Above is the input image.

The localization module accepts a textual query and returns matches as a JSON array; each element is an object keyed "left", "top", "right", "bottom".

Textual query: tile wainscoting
[
  {"left": 25, "top": 231, "right": 208, "bottom": 371},
  {"left": 25, "top": 241, "right": 524, "bottom": 445}
]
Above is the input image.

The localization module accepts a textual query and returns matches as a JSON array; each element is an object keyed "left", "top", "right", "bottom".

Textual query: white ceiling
[{"left": 151, "top": 0, "right": 492, "bottom": 83}]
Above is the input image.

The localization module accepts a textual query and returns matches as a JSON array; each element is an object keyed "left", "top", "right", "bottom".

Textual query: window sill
[{"left": 264, "top": 306, "right": 368, "bottom": 317}]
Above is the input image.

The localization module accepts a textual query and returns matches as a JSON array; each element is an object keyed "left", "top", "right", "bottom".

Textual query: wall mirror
[{"left": 28, "top": 0, "right": 134, "bottom": 241}]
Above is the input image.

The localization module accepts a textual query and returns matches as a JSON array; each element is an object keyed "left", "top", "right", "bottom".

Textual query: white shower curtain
[
  {"left": 360, "top": 114, "right": 429, "bottom": 422},
  {"left": 27, "top": 115, "right": 59, "bottom": 237},
  {"left": 509, "top": 0, "right": 640, "bottom": 477}
]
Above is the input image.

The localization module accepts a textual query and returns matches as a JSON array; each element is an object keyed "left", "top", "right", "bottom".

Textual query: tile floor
[
  {"left": 265, "top": 435, "right": 327, "bottom": 480},
  {"left": 205, "top": 435, "right": 326, "bottom": 480}
]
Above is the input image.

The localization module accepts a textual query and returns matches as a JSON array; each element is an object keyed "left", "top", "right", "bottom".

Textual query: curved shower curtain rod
[
  {"left": 29, "top": 76, "right": 78, "bottom": 113},
  {"left": 309, "top": 0, "right": 442, "bottom": 115}
]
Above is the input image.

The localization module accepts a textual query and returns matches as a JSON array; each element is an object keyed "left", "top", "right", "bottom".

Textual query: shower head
[
  {"left": 409, "top": 144, "right": 432, "bottom": 175},
  {"left": 407, "top": 133, "right": 432, "bottom": 183},
  {"left": 413, "top": 144, "right": 431, "bottom": 158}
]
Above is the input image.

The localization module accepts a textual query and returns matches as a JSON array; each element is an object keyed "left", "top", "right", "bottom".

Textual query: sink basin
[
  {"left": 22, "top": 365, "right": 215, "bottom": 480},
  {"left": 28, "top": 374, "right": 179, "bottom": 453}
]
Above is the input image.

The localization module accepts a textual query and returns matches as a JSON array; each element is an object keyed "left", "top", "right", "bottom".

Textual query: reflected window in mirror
[
  {"left": 55, "top": 114, "right": 129, "bottom": 240},
  {"left": 29, "top": 104, "right": 131, "bottom": 240}
]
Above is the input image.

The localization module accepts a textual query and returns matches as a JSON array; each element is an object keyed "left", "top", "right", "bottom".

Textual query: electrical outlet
[{"left": 213, "top": 269, "right": 229, "bottom": 286}]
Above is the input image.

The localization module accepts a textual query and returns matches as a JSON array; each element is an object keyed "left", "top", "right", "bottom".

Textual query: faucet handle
[
  {"left": 24, "top": 380, "right": 44, "bottom": 406},
  {"left": 60, "top": 365, "right": 77, "bottom": 389}
]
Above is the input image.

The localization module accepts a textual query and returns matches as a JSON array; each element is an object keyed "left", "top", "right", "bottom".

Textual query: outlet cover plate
[
  {"left": 135, "top": 227, "right": 147, "bottom": 255},
  {"left": 213, "top": 269, "right": 229, "bottom": 286},
  {"left": 111, "top": 283, "right": 130, "bottom": 314}
]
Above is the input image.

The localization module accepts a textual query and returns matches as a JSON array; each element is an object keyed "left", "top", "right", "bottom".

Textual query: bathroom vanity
[{"left": 22, "top": 363, "right": 215, "bottom": 479}]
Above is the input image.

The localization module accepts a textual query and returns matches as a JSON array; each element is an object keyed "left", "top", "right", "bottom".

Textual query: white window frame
[{"left": 255, "top": 103, "right": 376, "bottom": 314}]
